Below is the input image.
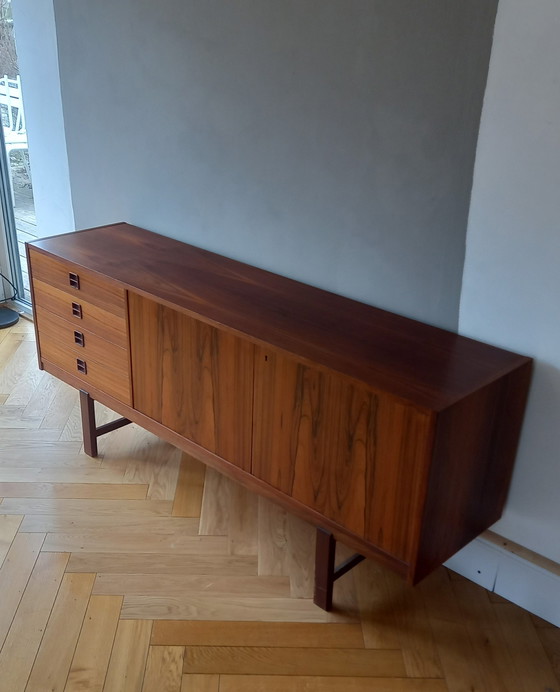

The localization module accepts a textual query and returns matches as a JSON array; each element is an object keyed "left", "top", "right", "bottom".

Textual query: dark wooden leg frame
[
  {"left": 79, "top": 390, "right": 132, "bottom": 457},
  {"left": 314, "top": 527, "right": 365, "bottom": 611}
]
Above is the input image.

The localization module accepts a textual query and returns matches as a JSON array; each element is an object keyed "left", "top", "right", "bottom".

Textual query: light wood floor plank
[
  {"left": 151, "top": 621, "right": 365, "bottom": 648},
  {"left": 198, "top": 468, "right": 230, "bottom": 536},
  {"left": 419, "top": 567, "right": 488, "bottom": 692},
  {"left": 0, "top": 467, "right": 127, "bottom": 484},
  {"left": 0, "top": 448, "right": 101, "bottom": 467},
  {"left": 93, "top": 573, "right": 290, "bottom": 598},
  {"left": 0, "top": 552, "right": 69, "bottom": 692},
  {"left": 25, "top": 572, "right": 95, "bottom": 692},
  {"left": 0, "top": 532, "right": 44, "bottom": 649},
  {"left": 286, "top": 513, "right": 315, "bottom": 599},
  {"left": 4, "top": 357, "right": 46, "bottom": 408},
  {"left": 451, "top": 578, "right": 521, "bottom": 691},
  {"left": 218, "top": 676, "right": 448, "bottom": 692},
  {"left": 39, "top": 380, "right": 78, "bottom": 431},
  {"left": 103, "top": 619, "right": 153, "bottom": 692},
  {"left": 172, "top": 453, "right": 206, "bottom": 517},
  {"left": 535, "top": 625, "right": 560, "bottom": 681},
  {"left": 0, "top": 337, "right": 34, "bottom": 396},
  {"left": 493, "top": 602, "right": 559, "bottom": 691},
  {"left": 121, "top": 595, "right": 353, "bottom": 623},
  {"left": 59, "top": 400, "right": 87, "bottom": 442},
  {"left": 354, "top": 559, "right": 401, "bottom": 650},
  {"left": 181, "top": 675, "right": 219, "bottom": 692},
  {"left": 0, "top": 482, "right": 148, "bottom": 500},
  {"left": 0, "top": 429, "right": 64, "bottom": 442},
  {"left": 0, "top": 498, "right": 172, "bottom": 515},
  {"left": 21, "top": 514, "right": 200, "bottom": 533},
  {"left": 67, "top": 552, "right": 257, "bottom": 576},
  {"left": 257, "top": 497, "right": 288, "bottom": 577},
  {"left": 0, "top": 514, "right": 23, "bottom": 567},
  {"left": 183, "top": 646, "right": 405, "bottom": 677},
  {"left": 228, "top": 483, "right": 258, "bottom": 556},
  {"left": 44, "top": 532, "right": 229, "bottom": 555},
  {"left": 383, "top": 568, "right": 443, "bottom": 678},
  {"left": 105, "top": 426, "right": 182, "bottom": 501},
  {"left": 65, "top": 594, "right": 123, "bottom": 692},
  {"left": 0, "top": 406, "right": 42, "bottom": 429},
  {"left": 141, "top": 646, "right": 184, "bottom": 692},
  {"left": 21, "top": 366, "right": 61, "bottom": 418}
]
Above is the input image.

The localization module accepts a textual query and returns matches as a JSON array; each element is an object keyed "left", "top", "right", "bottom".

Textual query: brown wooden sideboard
[{"left": 27, "top": 222, "right": 532, "bottom": 610}]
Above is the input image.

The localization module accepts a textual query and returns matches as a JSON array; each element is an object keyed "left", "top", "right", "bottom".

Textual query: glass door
[{"left": 0, "top": 0, "right": 35, "bottom": 305}]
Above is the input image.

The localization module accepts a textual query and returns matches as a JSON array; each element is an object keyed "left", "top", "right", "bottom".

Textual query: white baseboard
[{"left": 444, "top": 534, "right": 560, "bottom": 627}]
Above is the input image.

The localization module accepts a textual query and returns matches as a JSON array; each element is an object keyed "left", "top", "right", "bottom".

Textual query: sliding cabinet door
[
  {"left": 129, "top": 292, "right": 254, "bottom": 470},
  {"left": 252, "top": 347, "right": 434, "bottom": 562}
]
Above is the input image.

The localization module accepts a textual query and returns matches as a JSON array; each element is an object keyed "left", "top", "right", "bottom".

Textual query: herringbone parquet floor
[{"left": 0, "top": 315, "right": 559, "bottom": 692}]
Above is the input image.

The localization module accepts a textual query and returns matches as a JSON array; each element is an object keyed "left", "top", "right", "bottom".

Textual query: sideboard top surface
[{"left": 29, "top": 223, "right": 530, "bottom": 411}]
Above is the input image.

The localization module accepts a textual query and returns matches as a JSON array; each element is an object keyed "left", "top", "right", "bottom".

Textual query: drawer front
[
  {"left": 30, "top": 249, "right": 125, "bottom": 315},
  {"left": 40, "top": 337, "right": 131, "bottom": 405},
  {"left": 33, "top": 279, "right": 127, "bottom": 348},
  {"left": 34, "top": 305, "right": 129, "bottom": 374}
]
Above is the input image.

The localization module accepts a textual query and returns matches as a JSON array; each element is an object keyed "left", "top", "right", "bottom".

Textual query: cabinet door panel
[
  {"left": 129, "top": 293, "right": 253, "bottom": 470},
  {"left": 252, "top": 348, "right": 434, "bottom": 561}
]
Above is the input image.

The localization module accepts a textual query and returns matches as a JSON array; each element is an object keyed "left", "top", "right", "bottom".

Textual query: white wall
[
  {"left": 460, "top": 0, "right": 560, "bottom": 562},
  {"left": 11, "top": 0, "right": 74, "bottom": 238},
  {"left": 48, "top": 0, "right": 497, "bottom": 330}
]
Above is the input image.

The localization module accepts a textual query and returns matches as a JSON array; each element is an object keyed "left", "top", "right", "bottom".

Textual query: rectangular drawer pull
[
  {"left": 74, "top": 330, "right": 85, "bottom": 347},
  {"left": 76, "top": 358, "right": 87, "bottom": 374},
  {"left": 69, "top": 272, "right": 80, "bottom": 289},
  {"left": 71, "top": 302, "right": 82, "bottom": 318}
]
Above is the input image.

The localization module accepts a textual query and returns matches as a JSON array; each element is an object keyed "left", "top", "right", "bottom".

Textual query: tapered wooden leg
[
  {"left": 314, "top": 528, "right": 336, "bottom": 611},
  {"left": 80, "top": 389, "right": 98, "bottom": 457}
]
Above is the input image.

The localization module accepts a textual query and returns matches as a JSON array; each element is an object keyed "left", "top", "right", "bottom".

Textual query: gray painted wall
[
  {"left": 460, "top": 0, "right": 560, "bottom": 563},
  {"left": 51, "top": 0, "right": 497, "bottom": 330}
]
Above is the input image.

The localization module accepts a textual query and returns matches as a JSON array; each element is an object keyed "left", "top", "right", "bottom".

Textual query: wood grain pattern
[
  {"left": 253, "top": 348, "right": 434, "bottom": 561},
  {"left": 182, "top": 645, "right": 406, "bottom": 676},
  {"left": 32, "top": 279, "right": 127, "bottom": 347},
  {"left": 26, "top": 572, "right": 95, "bottom": 692},
  {"left": 0, "top": 532, "right": 44, "bottom": 650},
  {"left": 0, "top": 482, "right": 147, "bottom": 499},
  {"left": 172, "top": 454, "right": 206, "bottom": 517},
  {"left": 29, "top": 247, "right": 125, "bottom": 314},
  {"left": 65, "top": 594, "right": 123, "bottom": 692},
  {"left": 181, "top": 675, "right": 219, "bottom": 692},
  {"left": 151, "top": 621, "right": 365, "bottom": 648},
  {"left": 0, "top": 551, "right": 69, "bottom": 692},
  {"left": 0, "top": 514, "right": 22, "bottom": 567},
  {"left": 142, "top": 646, "right": 184, "bottom": 692},
  {"left": 104, "top": 619, "right": 153, "bottom": 692},
  {"left": 34, "top": 304, "right": 129, "bottom": 372},
  {"left": 40, "top": 344, "right": 131, "bottom": 405},
  {"left": 129, "top": 293, "right": 253, "bottom": 470},
  {"left": 414, "top": 362, "right": 533, "bottom": 582},
  {"left": 218, "top": 676, "right": 447, "bottom": 692}
]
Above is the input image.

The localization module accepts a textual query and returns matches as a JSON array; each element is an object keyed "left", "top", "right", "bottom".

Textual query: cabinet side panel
[
  {"left": 128, "top": 292, "right": 164, "bottom": 422},
  {"left": 413, "top": 361, "right": 533, "bottom": 583}
]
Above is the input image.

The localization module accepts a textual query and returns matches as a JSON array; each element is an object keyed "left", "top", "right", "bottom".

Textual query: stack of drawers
[{"left": 30, "top": 251, "right": 131, "bottom": 405}]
